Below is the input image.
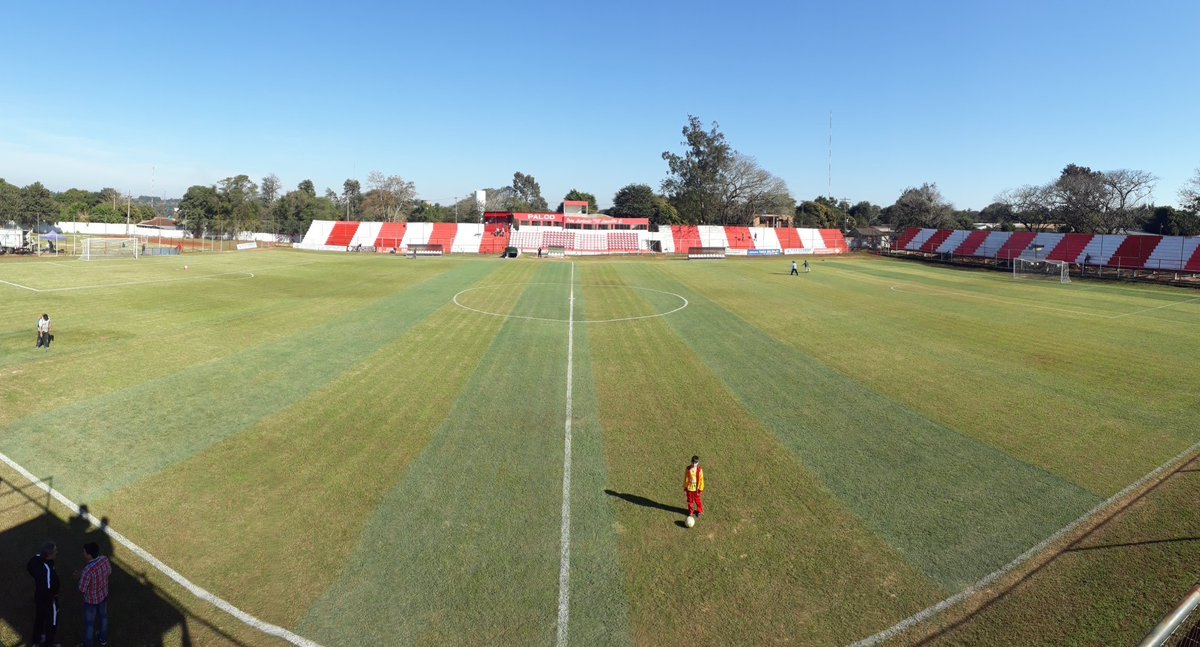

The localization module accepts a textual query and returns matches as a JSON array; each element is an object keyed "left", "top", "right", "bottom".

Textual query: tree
[
  {"left": 342, "top": 179, "right": 363, "bottom": 219},
  {"left": 1096, "top": 169, "right": 1156, "bottom": 234},
  {"left": 557, "top": 189, "right": 597, "bottom": 213},
  {"left": 178, "top": 185, "right": 223, "bottom": 236},
  {"left": 717, "top": 153, "right": 794, "bottom": 225},
  {"left": 1181, "top": 168, "right": 1200, "bottom": 212},
  {"left": 479, "top": 187, "right": 516, "bottom": 212},
  {"left": 886, "top": 183, "right": 954, "bottom": 230},
  {"left": 261, "top": 174, "right": 281, "bottom": 206},
  {"left": 362, "top": 171, "right": 416, "bottom": 222},
  {"left": 977, "top": 201, "right": 1013, "bottom": 225},
  {"left": 661, "top": 115, "right": 731, "bottom": 224},
  {"left": 1053, "top": 164, "right": 1107, "bottom": 233},
  {"left": 0, "top": 178, "right": 20, "bottom": 224},
  {"left": 218, "top": 175, "right": 260, "bottom": 235},
  {"left": 608, "top": 184, "right": 678, "bottom": 226},
  {"left": 1144, "top": 205, "right": 1200, "bottom": 236},
  {"left": 848, "top": 201, "right": 882, "bottom": 228},
  {"left": 997, "top": 184, "right": 1056, "bottom": 232},
  {"left": 20, "top": 182, "right": 57, "bottom": 227},
  {"left": 610, "top": 184, "right": 658, "bottom": 217},
  {"left": 272, "top": 186, "right": 339, "bottom": 237},
  {"left": 796, "top": 197, "right": 846, "bottom": 228},
  {"left": 509, "top": 172, "right": 548, "bottom": 212}
]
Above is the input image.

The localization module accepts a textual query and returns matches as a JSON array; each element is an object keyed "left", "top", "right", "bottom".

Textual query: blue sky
[{"left": 2, "top": 0, "right": 1197, "bottom": 210}]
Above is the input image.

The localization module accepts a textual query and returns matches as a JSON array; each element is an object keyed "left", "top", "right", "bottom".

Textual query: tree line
[{"left": 5, "top": 115, "right": 1200, "bottom": 237}]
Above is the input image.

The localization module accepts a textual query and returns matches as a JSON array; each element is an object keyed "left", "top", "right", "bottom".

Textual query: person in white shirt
[{"left": 36, "top": 314, "right": 52, "bottom": 350}]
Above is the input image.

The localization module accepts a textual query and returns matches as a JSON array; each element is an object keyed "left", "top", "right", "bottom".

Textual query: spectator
[
  {"left": 27, "top": 541, "right": 60, "bottom": 646},
  {"left": 78, "top": 541, "right": 111, "bottom": 647},
  {"left": 36, "top": 313, "right": 52, "bottom": 350}
]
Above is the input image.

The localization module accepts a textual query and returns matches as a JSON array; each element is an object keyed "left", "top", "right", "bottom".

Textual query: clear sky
[{"left": 2, "top": 0, "right": 1197, "bottom": 211}]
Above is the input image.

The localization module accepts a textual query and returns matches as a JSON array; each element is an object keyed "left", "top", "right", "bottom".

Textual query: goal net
[
  {"left": 1013, "top": 257, "right": 1069, "bottom": 283},
  {"left": 81, "top": 237, "right": 139, "bottom": 261},
  {"left": 1140, "top": 585, "right": 1200, "bottom": 646}
]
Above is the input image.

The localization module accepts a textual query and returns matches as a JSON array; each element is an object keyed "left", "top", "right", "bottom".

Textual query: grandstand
[
  {"left": 894, "top": 227, "right": 1200, "bottom": 274},
  {"left": 295, "top": 217, "right": 850, "bottom": 258}
]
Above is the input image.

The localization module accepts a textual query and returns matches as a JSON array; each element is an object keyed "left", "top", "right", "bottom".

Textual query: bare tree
[
  {"left": 997, "top": 184, "right": 1056, "bottom": 232},
  {"left": 1179, "top": 168, "right": 1200, "bottom": 211},
  {"left": 1097, "top": 169, "right": 1156, "bottom": 234},
  {"left": 362, "top": 171, "right": 417, "bottom": 222},
  {"left": 719, "top": 153, "right": 793, "bottom": 224}
]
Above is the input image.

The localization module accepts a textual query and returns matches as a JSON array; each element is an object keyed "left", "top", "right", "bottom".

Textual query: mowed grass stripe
[
  {"left": 2, "top": 257, "right": 498, "bottom": 504},
  {"left": 627, "top": 262, "right": 1101, "bottom": 591},
  {"left": 582, "top": 263, "right": 944, "bottom": 645},
  {"left": 556, "top": 267, "right": 634, "bottom": 647},
  {"left": 702, "top": 257, "right": 1200, "bottom": 495},
  {"left": 94, "top": 259, "right": 539, "bottom": 628},
  {"left": 301, "top": 261, "right": 574, "bottom": 645},
  {"left": 0, "top": 252, "right": 445, "bottom": 426}
]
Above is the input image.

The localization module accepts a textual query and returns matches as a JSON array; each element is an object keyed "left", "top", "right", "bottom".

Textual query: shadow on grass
[
  {"left": 0, "top": 476, "right": 252, "bottom": 646},
  {"left": 1066, "top": 536, "right": 1200, "bottom": 553},
  {"left": 604, "top": 489, "right": 688, "bottom": 516}
]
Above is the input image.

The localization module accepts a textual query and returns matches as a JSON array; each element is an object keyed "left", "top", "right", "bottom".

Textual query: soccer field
[{"left": 1, "top": 250, "right": 1198, "bottom": 645}]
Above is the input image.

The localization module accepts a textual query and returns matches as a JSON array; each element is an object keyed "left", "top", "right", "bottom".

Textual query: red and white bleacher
[
  {"left": 295, "top": 220, "right": 849, "bottom": 258},
  {"left": 896, "top": 227, "right": 1200, "bottom": 272}
]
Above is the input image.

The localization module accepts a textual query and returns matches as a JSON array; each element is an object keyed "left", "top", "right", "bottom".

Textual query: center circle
[{"left": 453, "top": 282, "right": 688, "bottom": 323}]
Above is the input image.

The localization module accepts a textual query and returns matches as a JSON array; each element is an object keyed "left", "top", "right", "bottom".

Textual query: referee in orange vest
[{"left": 684, "top": 455, "right": 705, "bottom": 517}]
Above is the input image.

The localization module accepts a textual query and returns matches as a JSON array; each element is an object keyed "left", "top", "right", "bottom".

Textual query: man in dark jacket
[{"left": 27, "top": 541, "right": 60, "bottom": 646}]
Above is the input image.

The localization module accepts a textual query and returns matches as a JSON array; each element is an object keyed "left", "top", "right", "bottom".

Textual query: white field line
[
  {"left": 1107, "top": 295, "right": 1200, "bottom": 319},
  {"left": 0, "top": 278, "right": 39, "bottom": 291},
  {"left": 0, "top": 451, "right": 322, "bottom": 647},
  {"left": 556, "top": 263, "right": 576, "bottom": 647},
  {"left": 846, "top": 437, "right": 1200, "bottom": 647}
]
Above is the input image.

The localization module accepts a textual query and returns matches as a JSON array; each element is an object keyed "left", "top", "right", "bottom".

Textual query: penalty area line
[
  {"left": 556, "top": 262, "right": 575, "bottom": 647},
  {"left": 846, "top": 437, "right": 1200, "bottom": 647},
  {"left": 0, "top": 278, "right": 41, "bottom": 292},
  {"left": 0, "top": 451, "right": 322, "bottom": 647}
]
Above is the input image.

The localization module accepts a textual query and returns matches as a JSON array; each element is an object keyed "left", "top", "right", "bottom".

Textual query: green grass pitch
[{"left": 1, "top": 250, "right": 1198, "bottom": 645}]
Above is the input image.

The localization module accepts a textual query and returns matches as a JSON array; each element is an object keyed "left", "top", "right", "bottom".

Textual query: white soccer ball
[
  {"left": 685, "top": 515, "right": 696, "bottom": 528},
  {"left": 184, "top": 265, "right": 188, "bottom": 270}
]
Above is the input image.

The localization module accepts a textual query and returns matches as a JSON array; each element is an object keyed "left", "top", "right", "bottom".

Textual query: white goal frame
[
  {"left": 80, "top": 237, "right": 140, "bottom": 261},
  {"left": 1013, "top": 257, "right": 1070, "bottom": 283}
]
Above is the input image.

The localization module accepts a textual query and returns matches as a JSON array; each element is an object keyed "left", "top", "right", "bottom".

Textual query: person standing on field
[
  {"left": 803, "top": 259, "right": 810, "bottom": 272},
  {"left": 36, "top": 313, "right": 51, "bottom": 349},
  {"left": 78, "top": 541, "right": 111, "bottom": 647},
  {"left": 27, "top": 541, "right": 60, "bottom": 646},
  {"left": 684, "top": 455, "right": 705, "bottom": 517},
  {"left": 790, "top": 260, "right": 798, "bottom": 275}
]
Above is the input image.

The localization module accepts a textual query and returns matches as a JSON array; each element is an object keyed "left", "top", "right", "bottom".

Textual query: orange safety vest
[{"left": 684, "top": 465, "right": 704, "bottom": 492}]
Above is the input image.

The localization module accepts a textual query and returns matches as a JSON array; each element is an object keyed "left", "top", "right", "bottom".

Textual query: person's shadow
[
  {"left": 0, "top": 479, "right": 252, "bottom": 646},
  {"left": 604, "top": 489, "right": 689, "bottom": 517}
]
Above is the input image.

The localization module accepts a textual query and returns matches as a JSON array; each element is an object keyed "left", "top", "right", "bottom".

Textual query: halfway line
[{"left": 556, "top": 262, "right": 575, "bottom": 647}]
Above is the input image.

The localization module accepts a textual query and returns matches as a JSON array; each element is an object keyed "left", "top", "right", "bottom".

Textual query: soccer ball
[
  {"left": 183, "top": 265, "right": 188, "bottom": 270},
  {"left": 685, "top": 515, "right": 696, "bottom": 528}
]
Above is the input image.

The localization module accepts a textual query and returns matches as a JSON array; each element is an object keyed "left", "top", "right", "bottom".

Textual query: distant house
[
  {"left": 753, "top": 214, "right": 792, "bottom": 228},
  {"left": 851, "top": 226, "right": 892, "bottom": 250}
]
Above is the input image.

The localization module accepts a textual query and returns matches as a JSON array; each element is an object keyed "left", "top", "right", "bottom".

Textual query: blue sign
[{"left": 747, "top": 248, "right": 782, "bottom": 256}]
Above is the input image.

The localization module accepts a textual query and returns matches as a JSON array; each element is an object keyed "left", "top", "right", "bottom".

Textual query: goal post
[
  {"left": 1013, "top": 257, "right": 1070, "bottom": 283},
  {"left": 80, "top": 237, "right": 139, "bottom": 261},
  {"left": 1139, "top": 585, "right": 1200, "bottom": 647}
]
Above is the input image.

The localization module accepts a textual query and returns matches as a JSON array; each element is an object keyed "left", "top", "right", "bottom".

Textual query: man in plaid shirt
[{"left": 78, "top": 542, "right": 111, "bottom": 647}]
